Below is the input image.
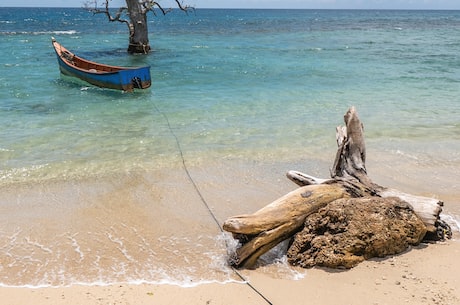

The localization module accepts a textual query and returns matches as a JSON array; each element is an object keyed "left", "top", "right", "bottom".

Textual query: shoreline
[{"left": 1, "top": 236, "right": 459, "bottom": 305}]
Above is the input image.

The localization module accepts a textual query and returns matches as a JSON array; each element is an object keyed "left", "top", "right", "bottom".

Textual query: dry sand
[{"left": 2, "top": 236, "right": 459, "bottom": 305}]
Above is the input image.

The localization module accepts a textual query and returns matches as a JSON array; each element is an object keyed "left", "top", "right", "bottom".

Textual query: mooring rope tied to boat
[{"left": 152, "top": 103, "right": 274, "bottom": 305}]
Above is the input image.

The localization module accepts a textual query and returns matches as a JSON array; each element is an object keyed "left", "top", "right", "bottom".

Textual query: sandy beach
[
  {"left": 1, "top": 157, "right": 459, "bottom": 305},
  {"left": 2, "top": 236, "right": 459, "bottom": 305}
]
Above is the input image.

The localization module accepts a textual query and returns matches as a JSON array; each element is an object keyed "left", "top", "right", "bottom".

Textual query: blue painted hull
[{"left": 52, "top": 38, "right": 151, "bottom": 92}]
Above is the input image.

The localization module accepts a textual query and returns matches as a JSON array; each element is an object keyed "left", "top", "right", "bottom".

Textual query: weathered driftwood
[
  {"left": 286, "top": 172, "right": 443, "bottom": 234},
  {"left": 223, "top": 182, "right": 369, "bottom": 268},
  {"left": 223, "top": 106, "right": 450, "bottom": 269},
  {"left": 289, "top": 107, "right": 444, "bottom": 234}
]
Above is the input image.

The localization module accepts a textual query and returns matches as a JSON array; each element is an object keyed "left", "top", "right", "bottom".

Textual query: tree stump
[{"left": 223, "top": 106, "right": 451, "bottom": 269}]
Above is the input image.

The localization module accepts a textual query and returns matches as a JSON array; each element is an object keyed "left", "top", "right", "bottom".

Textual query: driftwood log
[{"left": 223, "top": 106, "right": 451, "bottom": 269}]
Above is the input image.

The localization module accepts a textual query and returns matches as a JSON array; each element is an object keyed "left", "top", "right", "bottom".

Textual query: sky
[{"left": 1, "top": 0, "right": 460, "bottom": 10}]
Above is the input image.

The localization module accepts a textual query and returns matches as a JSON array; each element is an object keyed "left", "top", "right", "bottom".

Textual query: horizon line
[{"left": 1, "top": 6, "right": 460, "bottom": 10}]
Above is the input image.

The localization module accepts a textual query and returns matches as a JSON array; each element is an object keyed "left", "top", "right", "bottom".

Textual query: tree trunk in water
[{"left": 126, "top": 0, "right": 151, "bottom": 54}]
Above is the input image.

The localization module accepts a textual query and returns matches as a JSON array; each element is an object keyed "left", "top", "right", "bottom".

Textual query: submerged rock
[{"left": 287, "top": 197, "right": 427, "bottom": 269}]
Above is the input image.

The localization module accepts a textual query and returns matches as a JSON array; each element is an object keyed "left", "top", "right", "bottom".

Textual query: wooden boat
[{"left": 52, "top": 37, "right": 151, "bottom": 92}]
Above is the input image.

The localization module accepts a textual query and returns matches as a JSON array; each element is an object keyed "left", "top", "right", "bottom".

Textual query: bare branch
[
  {"left": 173, "top": 0, "right": 195, "bottom": 13},
  {"left": 143, "top": 0, "right": 195, "bottom": 15},
  {"left": 141, "top": 1, "right": 167, "bottom": 15},
  {"left": 84, "top": 0, "right": 130, "bottom": 25}
]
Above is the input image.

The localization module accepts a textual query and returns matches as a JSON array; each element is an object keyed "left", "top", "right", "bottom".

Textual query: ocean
[{"left": 0, "top": 7, "right": 459, "bottom": 287}]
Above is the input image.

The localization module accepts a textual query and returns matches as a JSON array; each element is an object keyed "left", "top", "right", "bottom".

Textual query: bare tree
[{"left": 85, "top": 0, "right": 193, "bottom": 54}]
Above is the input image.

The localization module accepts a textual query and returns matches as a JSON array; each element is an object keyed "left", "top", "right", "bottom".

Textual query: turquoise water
[
  {"left": 1, "top": 8, "right": 459, "bottom": 182},
  {"left": 0, "top": 8, "right": 459, "bottom": 287}
]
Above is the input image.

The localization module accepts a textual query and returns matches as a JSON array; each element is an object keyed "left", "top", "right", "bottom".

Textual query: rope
[
  {"left": 153, "top": 104, "right": 223, "bottom": 232},
  {"left": 152, "top": 103, "right": 274, "bottom": 305}
]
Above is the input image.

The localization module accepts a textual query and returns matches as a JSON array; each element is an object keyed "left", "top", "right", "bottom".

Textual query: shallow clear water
[{"left": 0, "top": 8, "right": 459, "bottom": 287}]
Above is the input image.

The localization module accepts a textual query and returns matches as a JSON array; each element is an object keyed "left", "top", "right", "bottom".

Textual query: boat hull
[{"left": 52, "top": 38, "right": 151, "bottom": 92}]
